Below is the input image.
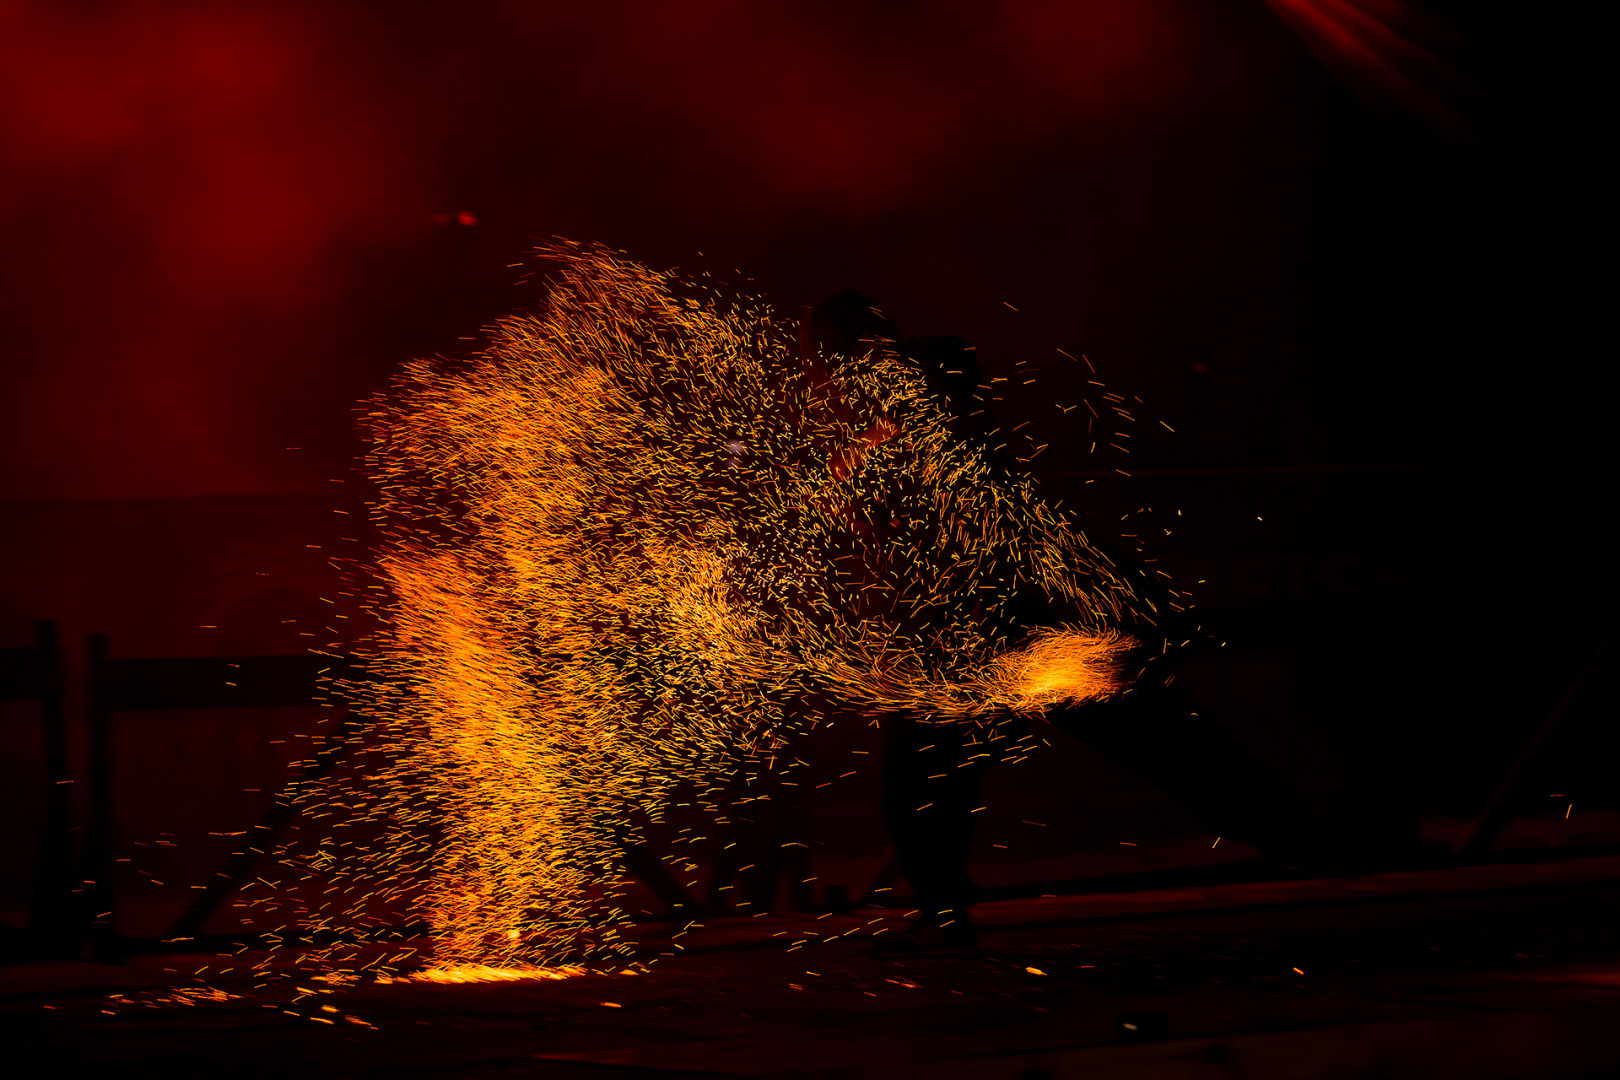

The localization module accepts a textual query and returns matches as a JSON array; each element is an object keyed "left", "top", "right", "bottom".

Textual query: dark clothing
[
  {"left": 880, "top": 714, "right": 989, "bottom": 919},
  {"left": 807, "top": 294, "right": 1318, "bottom": 917},
  {"left": 881, "top": 653, "right": 1321, "bottom": 921}
]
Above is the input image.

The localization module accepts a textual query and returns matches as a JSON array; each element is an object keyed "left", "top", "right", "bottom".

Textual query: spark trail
[{"left": 290, "top": 243, "right": 1159, "bottom": 971}]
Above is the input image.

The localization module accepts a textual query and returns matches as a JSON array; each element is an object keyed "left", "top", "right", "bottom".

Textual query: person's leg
[{"left": 880, "top": 713, "right": 981, "bottom": 939}]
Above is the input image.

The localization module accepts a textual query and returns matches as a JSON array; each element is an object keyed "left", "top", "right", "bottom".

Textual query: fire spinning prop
[{"left": 267, "top": 243, "right": 1168, "bottom": 975}]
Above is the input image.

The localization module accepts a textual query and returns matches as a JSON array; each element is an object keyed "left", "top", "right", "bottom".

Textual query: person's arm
[{"left": 829, "top": 415, "right": 901, "bottom": 482}]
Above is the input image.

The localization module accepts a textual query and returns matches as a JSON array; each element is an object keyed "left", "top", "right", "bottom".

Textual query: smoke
[{"left": 0, "top": 0, "right": 1240, "bottom": 499}]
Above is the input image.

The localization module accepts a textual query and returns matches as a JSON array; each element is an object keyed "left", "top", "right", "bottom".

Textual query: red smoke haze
[
  {"left": 1, "top": 0, "right": 426, "bottom": 496},
  {"left": 0, "top": 0, "right": 1481, "bottom": 499}
]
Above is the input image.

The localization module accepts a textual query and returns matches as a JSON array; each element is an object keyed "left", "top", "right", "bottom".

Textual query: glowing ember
[
  {"left": 270, "top": 241, "right": 1162, "bottom": 972},
  {"left": 403, "top": 964, "right": 587, "bottom": 984}
]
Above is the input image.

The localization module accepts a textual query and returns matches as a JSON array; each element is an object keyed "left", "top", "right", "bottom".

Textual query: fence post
[
  {"left": 83, "top": 633, "right": 125, "bottom": 962},
  {"left": 28, "top": 621, "right": 75, "bottom": 953}
]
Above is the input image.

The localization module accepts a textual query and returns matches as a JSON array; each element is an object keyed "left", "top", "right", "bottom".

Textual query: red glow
[
  {"left": 0, "top": 0, "right": 1330, "bottom": 500},
  {"left": 0, "top": 1, "right": 419, "bottom": 498},
  {"left": 1261, "top": 0, "right": 1473, "bottom": 138}
]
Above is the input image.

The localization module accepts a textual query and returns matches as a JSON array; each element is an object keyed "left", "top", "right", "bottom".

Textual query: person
[{"left": 798, "top": 292, "right": 1321, "bottom": 955}]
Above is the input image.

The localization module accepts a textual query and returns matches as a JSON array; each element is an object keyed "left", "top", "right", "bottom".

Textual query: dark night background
[{"left": 0, "top": 0, "right": 1611, "bottom": 937}]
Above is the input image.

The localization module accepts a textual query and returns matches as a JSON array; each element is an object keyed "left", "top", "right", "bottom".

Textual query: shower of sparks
[{"left": 263, "top": 242, "right": 1163, "bottom": 973}]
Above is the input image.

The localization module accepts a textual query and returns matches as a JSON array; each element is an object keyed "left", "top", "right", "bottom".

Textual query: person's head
[
  {"left": 905, "top": 335, "right": 982, "bottom": 419},
  {"left": 802, "top": 290, "right": 896, "bottom": 366}
]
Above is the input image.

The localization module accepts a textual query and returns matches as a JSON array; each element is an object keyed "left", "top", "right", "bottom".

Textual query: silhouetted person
[{"left": 802, "top": 293, "right": 1320, "bottom": 954}]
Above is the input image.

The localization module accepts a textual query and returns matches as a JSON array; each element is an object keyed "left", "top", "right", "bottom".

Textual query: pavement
[{"left": 5, "top": 853, "right": 1620, "bottom": 1079}]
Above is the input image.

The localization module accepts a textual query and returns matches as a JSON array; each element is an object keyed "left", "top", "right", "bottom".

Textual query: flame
[{"left": 272, "top": 242, "right": 1158, "bottom": 972}]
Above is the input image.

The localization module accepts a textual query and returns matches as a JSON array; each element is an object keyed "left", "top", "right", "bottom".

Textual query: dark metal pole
[
  {"left": 616, "top": 839, "right": 700, "bottom": 923},
  {"left": 168, "top": 711, "right": 354, "bottom": 941},
  {"left": 83, "top": 633, "right": 123, "bottom": 962},
  {"left": 1455, "top": 641, "right": 1612, "bottom": 858},
  {"left": 27, "top": 621, "right": 74, "bottom": 953}
]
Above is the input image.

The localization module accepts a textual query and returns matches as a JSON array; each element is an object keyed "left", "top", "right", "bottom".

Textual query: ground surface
[{"left": 5, "top": 854, "right": 1620, "bottom": 1079}]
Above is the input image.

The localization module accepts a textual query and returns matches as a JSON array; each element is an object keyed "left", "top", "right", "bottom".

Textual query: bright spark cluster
[{"left": 276, "top": 242, "right": 1159, "bottom": 972}]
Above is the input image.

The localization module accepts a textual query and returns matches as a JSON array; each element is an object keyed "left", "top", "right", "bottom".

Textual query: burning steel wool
[{"left": 271, "top": 243, "right": 1164, "bottom": 973}]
